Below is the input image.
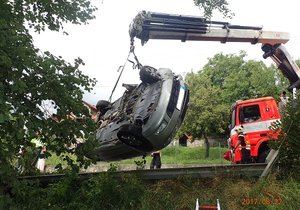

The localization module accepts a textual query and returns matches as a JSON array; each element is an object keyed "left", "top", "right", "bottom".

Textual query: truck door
[{"left": 237, "top": 104, "right": 265, "bottom": 156}]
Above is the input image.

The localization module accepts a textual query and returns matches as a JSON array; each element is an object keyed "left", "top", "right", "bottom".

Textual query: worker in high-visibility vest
[{"left": 233, "top": 126, "right": 251, "bottom": 164}]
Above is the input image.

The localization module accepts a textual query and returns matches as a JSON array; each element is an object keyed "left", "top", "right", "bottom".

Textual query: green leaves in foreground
[
  {"left": 0, "top": 0, "right": 97, "bottom": 181},
  {"left": 270, "top": 97, "right": 300, "bottom": 179},
  {"left": 3, "top": 174, "right": 300, "bottom": 210}
]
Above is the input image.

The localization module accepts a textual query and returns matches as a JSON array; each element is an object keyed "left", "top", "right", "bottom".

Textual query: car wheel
[
  {"left": 139, "top": 66, "right": 160, "bottom": 84},
  {"left": 117, "top": 124, "right": 153, "bottom": 152},
  {"left": 257, "top": 149, "right": 270, "bottom": 163}
]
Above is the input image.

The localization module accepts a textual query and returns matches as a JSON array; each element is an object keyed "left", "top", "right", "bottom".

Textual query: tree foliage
[
  {"left": 182, "top": 72, "right": 228, "bottom": 157},
  {"left": 0, "top": 0, "right": 98, "bottom": 180},
  {"left": 271, "top": 96, "right": 300, "bottom": 179},
  {"left": 193, "top": 0, "right": 234, "bottom": 18},
  {"left": 2, "top": 170, "right": 300, "bottom": 209},
  {"left": 201, "top": 51, "right": 284, "bottom": 103}
]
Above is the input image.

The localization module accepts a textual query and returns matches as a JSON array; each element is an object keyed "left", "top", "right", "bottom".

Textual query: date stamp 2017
[{"left": 241, "top": 197, "right": 282, "bottom": 206}]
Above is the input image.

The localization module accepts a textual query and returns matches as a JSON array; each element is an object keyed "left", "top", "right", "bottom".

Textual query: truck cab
[{"left": 226, "top": 97, "right": 280, "bottom": 163}]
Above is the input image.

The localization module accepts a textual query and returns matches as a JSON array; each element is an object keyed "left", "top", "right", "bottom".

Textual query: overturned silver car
[{"left": 93, "top": 66, "right": 189, "bottom": 161}]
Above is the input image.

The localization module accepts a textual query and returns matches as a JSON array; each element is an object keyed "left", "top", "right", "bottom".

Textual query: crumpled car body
[{"left": 93, "top": 66, "right": 189, "bottom": 161}]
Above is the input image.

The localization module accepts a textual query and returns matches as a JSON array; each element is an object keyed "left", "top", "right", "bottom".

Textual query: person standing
[
  {"left": 150, "top": 150, "right": 161, "bottom": 169},
  {"left": 36, "top": 145, "right": 47, "bottom": 173},
  {"left": 16, "top": 146, "right": 26, "bottom": 174},
  {"left": 278, "top": 91, "right": 288, "bottom": 114},
  {"left": 232, "top": 126, "right": 251, "bottom": 164}
]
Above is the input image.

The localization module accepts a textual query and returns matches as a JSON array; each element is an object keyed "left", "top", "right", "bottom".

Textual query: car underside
[{"left": 92, "top": 65, "right": 189, "bottom": 161}]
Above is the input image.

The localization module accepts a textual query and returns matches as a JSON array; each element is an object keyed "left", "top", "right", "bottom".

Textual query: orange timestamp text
[{"left": 241, "top": 197, "right": 282, "bottom": 206}]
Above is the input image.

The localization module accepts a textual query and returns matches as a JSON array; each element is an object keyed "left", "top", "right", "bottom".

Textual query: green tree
[
  {"left": 222, "top": 60, "right": 281, "bottom": 103},
  {"left": 203, "top": 52, "right": 282, "bottom": 103},
  {"left": 181, "top": 72, "right": 228, "bottom": 158},
  {"left": 0, "top": 0, "right": 97, "bottom": 181},
  {"left": 201, "top": 52, "right": 245, "bottom": 89},
  {"left": 193, "top": 0, "right": 233, "bottom": 18}
]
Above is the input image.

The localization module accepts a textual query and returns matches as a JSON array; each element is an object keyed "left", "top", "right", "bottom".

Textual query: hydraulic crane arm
[
  {"left": 262, "top": 44, "right": 300, "bottom": 91},
  {"left": 129, "top": 11, "right": 289, "bottom": 45},
  {"left": 129, "top": 11, "right": 300, "bottom": 91}
]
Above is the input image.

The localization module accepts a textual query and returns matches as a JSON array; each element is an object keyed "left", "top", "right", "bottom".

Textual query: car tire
[
  {"left": 139, "top": 66, "right": 160, "bottom": 84},
  {"left": 257, "top": 149, "right": 270, "bottom": 163},
  {"left": 117, "top": 124, "right": 153, "bottom": 152}
]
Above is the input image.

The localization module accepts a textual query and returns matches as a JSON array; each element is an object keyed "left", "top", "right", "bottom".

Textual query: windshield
[{"left": 239, "top": 104, "right": 261, "bottom": 124}]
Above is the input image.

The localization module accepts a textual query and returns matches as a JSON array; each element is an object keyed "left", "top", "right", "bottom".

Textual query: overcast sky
[{"left": 32, "top": 0, "right": 300, "bottom": 105}]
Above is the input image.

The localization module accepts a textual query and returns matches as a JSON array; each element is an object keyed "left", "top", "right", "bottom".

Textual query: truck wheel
[
  {"left": 139, "top": 66, "right": 160, "bottom": 84},
  {"left": 258, "top": 149, "right": 270, "bottom": 163},
  {"left": 117, "top": 124, "right": 153, "bottom": 152}
]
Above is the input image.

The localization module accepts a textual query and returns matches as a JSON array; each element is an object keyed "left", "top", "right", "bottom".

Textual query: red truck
[{"left": 225, "top": 97, "right": 281, "bottom": 163}]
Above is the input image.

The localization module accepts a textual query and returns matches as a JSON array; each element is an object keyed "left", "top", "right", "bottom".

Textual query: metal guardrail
[
  {"left": 18, "top": 163, "right": 267, "bottom": 185},
  {"left": 261, "top": 149, "right": 279, "bottom": 177},
  {"left": 123, "top": 163, "right": 267, "bottom": 180}
]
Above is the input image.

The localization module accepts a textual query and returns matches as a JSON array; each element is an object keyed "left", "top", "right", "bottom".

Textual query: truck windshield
[{"left": 239, "top": 105, "right": 261, "bottom": 123}]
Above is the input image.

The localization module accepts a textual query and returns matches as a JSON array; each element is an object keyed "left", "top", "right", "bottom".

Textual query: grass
[
  {"left": 46, "top": 153, "right": 77, "bottom": 166},
  {"left": 116, "top": 146, "right": 229, "bottom": 165},
  {"left": 141, "top": 175, "right": 300, "bottom": 210},
  {"left": 17, "top": 147, "right": 300, "bottom": 209},
  {"left": 14, "top": 169, "right": 300, "bottom": 210},
  {"left": 45, "top": 146, "right": 229, "bottom": 167}
]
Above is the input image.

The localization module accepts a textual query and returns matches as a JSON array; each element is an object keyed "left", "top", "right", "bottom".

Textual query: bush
[
  {"left": 270, "top": 97, "right": 300, "bottom": 179},
  {"left": 2, "top": 173, "right": 300, "bottom": 209},
  {"left": 2, "top": 172, "right": 145, "bottom": 210}
]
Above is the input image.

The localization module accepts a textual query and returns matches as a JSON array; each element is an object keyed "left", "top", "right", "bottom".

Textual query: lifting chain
[
  {"left": 108, "top": 39, "right": 142, "bottom": 102},
  {"left": 129, "top": 39, "right": 142, "bottom": 69}
]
